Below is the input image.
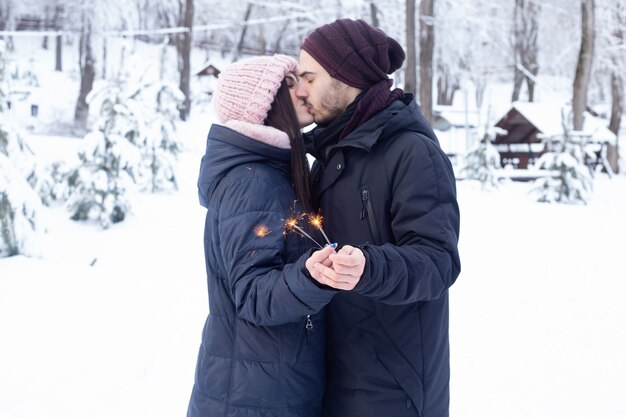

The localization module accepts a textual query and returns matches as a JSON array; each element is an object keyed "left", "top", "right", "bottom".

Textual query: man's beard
[{"left": 313, "top": 81, "right": 346, "bottom": 124}]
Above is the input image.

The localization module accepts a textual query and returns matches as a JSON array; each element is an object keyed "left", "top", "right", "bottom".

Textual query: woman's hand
[{"left": 308, "top": 245, "right": 365, "bottom": 291}]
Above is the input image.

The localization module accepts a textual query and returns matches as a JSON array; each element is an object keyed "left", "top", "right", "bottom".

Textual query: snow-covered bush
[
  {"left": 0, "top": 155, "right": 45, "bottom": 258},
  {"left": 0, "top": 121, "right": 46, "bottom": 258},
  {"left": 531, "top": 113, "right": 594, "bottom": 205},
  {"left": 462, "top": 127, "right": 505, "bottom": 190}
]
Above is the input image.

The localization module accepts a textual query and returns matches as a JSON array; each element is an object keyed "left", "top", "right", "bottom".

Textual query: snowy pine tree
[
  {"left": 0, "top": 40, "right": 46, "bottom": 258},
  {"left": 141, "top": 41, "right": 184, "bottom": 193},
  {"left": 0, "top": 40, "right": 8, "bottom": 113},
  {"left": 0, "top": 124, "right": 44, "bottom": 258},
  {"left": 142, "top": 81, "right": 184, "bottom": 193},
  {"left": 462, "top": 127, "right": 505, "bottom": 190},
  {"left": 531, "top": 112, "right": 594, "bottom": 204},
  {"left": 65, "top": 76, "right": 144, "bottom": 228}
]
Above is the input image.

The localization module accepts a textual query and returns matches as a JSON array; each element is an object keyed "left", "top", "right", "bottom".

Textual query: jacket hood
[{"left": 198, "top": 123, "right": 291, "bottom": 207}]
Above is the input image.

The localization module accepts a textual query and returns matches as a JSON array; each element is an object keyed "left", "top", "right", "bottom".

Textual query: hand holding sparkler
[
  {"left": 310, "top": 245, "right": 366, "bottom": 291},
  {"left": 305, "top": 244, "right": 337, "bottom": 281}
]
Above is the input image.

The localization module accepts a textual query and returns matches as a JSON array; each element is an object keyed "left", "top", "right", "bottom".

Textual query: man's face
[{"left": 296, "top": 50, "right": 353, "bottom": 125}]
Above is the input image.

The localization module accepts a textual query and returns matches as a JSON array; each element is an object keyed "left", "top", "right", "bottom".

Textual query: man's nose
[{"left": 295, "top": 81, "right": 307, "bottom": 99}]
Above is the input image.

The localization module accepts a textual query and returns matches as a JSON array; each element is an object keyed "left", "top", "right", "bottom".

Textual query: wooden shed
[
  {"left": 493, "top": 102, "right": 616, "bottom": 169},
  {"left": 195, "top": 64, "right": 221, "bottom": 78}
]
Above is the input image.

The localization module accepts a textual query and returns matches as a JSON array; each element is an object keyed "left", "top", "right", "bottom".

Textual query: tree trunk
[
  {"left": 234, "top": 3, "right": 253, "bottom": 62},
  {"left": 259, "top": 27, "right": 266, "bottom": 55},
  {"left": 607, "top": 72, "right": 623, "bottom": 173},
  {"left": 404, "top": 0, "right": 417, "bottom": 95},
  {"left": 53, "top": 5, "right": 63, "bottom": 72},
  {"left": 74, "top": 17, "right": 95, "bottom": 132},
  {"left": 607, "top": 4, "right": 624, "bottom": 174},
  {"left": 369, "top": 1, "right": 379, "bottom": 28},
  {"left": 512, "top": 0, "right": 539, "bottom": 102},
  {"left": 272, "top": 20, "right": 290, "bottom": 54},
  {"left": 572, "top": 0, "right": 595, "bottom": 131},
  {"left": 42, "top": 6, "right": 49, "bottom": 50},
  {"left": 101, "top": 36, "right": 107, "bottom": 79},
  {"left": 55, "top": 34, "right": 63, "bottom": 71},
  {"left": 436, "top": 64, "right": 458, "bottom": 106},
  {"left": 419, "top": 0, "right": 434, "bottom": 124},
  {"left": 177, "top": 0, "right": 194, "bottom": 121}
]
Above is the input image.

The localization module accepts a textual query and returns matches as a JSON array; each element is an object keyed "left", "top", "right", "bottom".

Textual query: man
[{"left": 296, "top": 19, "right": 461, "bottom": 417}]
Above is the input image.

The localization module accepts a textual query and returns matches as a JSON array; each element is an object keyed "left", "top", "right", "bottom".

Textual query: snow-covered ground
[
  {"left": 2, "top": 127, "right": 625, "bottom": 416},
  {"left": 2, "top": 36, "right": 626, "bottom": 417}
]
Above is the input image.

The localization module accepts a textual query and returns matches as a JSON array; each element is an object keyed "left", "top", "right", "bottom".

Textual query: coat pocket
[
  {"left": 286, "top": 314, "right": 325, "bottom": 364},
  {"left": 356, "top": 323, "right": 424, "bottom": 415},
  {"left": 359, "top": 185, "right": 383, "bottom": 245}
]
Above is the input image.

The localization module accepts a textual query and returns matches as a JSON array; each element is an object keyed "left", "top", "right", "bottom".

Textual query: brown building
[{"left": 493, "top": 102, "right": 615, "bottom": 169}]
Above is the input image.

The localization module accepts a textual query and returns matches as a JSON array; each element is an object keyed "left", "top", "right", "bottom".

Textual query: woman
[{"left": 187, "top": 55, "right": 336, "bottom": 417}]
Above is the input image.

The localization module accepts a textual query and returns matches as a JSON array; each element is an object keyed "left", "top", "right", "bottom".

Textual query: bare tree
[
  {"left": 419, "top": 0, "right": 435, "bottom": 123},
  {"left": 369, "top": 0, "right": 379, "bottom": 28},
  {"left": 436, "top": 62, "right": 458, "bottom": 105},
  {"left": 53, "top": 4, "right": 63, "bottom": 72},
  {"left": 0, "top": 1, "right": 16, "bottom": 51},
  {"left": 572, "top": 0, "right": 595, "bottom": 131},
  {"left": 606, "top": 0, "right": 625, "bottom": 173},
  {"left": 234, "top": 2, "right": 253, "bottom": 62},
  {"left": 511, "top": 0, "right": 539, "bottom": 102},
  {"left": 404, "top": 0, "right": 417, "bottom": 95},
  {"left": 177, "top": 0, "right": 193, "bottom": 120},
  {"left": 272, "top": 20, "right": 290, "bottom": 54},
  {"left": 74, "top": 10, "right": 95, "bottom": 132}
]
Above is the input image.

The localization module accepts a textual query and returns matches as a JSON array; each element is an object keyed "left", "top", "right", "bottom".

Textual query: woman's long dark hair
[{"left": 264, "top": 80, "right": 313, "bottom": 212}]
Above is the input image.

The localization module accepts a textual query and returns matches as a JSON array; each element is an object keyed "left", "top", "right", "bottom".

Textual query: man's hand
[{"left": 311, "top": 245, "right": 366, "bottom": 291}]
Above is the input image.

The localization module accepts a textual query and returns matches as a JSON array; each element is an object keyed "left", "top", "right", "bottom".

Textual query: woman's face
[{"left": 286, "top": 73, "right": 314, "bottom": 128}]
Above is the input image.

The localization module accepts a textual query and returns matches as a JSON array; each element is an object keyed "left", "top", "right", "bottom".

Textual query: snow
[{"left": 2, "top": 35, "right": 626, "bottom": 417}]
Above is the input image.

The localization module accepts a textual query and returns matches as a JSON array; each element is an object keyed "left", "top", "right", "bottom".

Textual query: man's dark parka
[{"left": 307, "top": 96, "right": 461, "bottom": 417}]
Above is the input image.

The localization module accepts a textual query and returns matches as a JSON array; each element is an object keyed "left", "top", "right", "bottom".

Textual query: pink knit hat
[{"left": 212, "top": 54, "right": 297, "bottom": 125}]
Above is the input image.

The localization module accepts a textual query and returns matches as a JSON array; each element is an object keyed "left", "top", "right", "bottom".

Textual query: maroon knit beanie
[{"left": 301, "top": 19, "right": 405, "bottom": 89}]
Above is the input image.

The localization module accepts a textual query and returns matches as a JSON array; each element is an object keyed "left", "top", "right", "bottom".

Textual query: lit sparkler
[
  {"left": 285, "top": 216, "right": 324, "bottom": 249},
  {"left": 309, "top": 214, "right": 332, "bottom": 246}
]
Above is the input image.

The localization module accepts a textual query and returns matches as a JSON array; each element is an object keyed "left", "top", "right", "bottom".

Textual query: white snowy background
[{"left": 2, "top": 6, "right": 626, "bottom": 417}]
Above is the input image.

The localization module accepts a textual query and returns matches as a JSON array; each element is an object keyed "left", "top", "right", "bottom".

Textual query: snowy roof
[{"left": 509, "top": 102, "right": 616, "bottom": 144}]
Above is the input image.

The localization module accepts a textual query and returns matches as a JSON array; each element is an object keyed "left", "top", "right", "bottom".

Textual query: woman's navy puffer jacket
[{"left": 187, "top": 124, "right": 334, "bottom": 417}]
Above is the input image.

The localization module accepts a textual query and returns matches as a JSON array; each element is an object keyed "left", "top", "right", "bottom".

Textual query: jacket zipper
[
  {"left": 360, "top": 187, "right": 381, "bottom": 244},
  {"left": 305, "top": 315, "right": 313, "bottom": 345}
]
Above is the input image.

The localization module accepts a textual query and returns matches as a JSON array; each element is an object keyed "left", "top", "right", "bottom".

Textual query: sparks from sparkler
[
  {"left": 285, "top": 215, "right": 324, "bottom": 249},
  {"left": 308, "top": 214, "right": 332, "bottom": 246},
  {"left": 253, "top": 224, "right": 270, "bottom": 238}
]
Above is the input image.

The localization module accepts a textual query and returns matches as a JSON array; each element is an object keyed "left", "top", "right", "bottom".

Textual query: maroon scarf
[{"left": 340, "top": 79, "right": 405, "bottom": 140}]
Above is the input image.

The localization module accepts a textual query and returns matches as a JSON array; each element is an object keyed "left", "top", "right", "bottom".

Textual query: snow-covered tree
[
  {"left": 65, "top": 76, "right": 144, "bottom": 228},
  {"left": 140, "top": 40, "right": 184, "bottom": 193},
  {"left": 0, "top": 38, "right": 47, "bottom": 257},
  {"left": 462, "top": 126, "right": 504, "bottom": 190},
  {"left": 0, "top": 40, "right": 8, "bottom": 113},
  {"left": 531, "top": 111, "right": 594, "bottom": 205},
  {"left": 0, "top": 123, "right": 46, "bottom": 257},
  {"left": 142, "top": 81, "right": 184, "bottom": 193}
]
